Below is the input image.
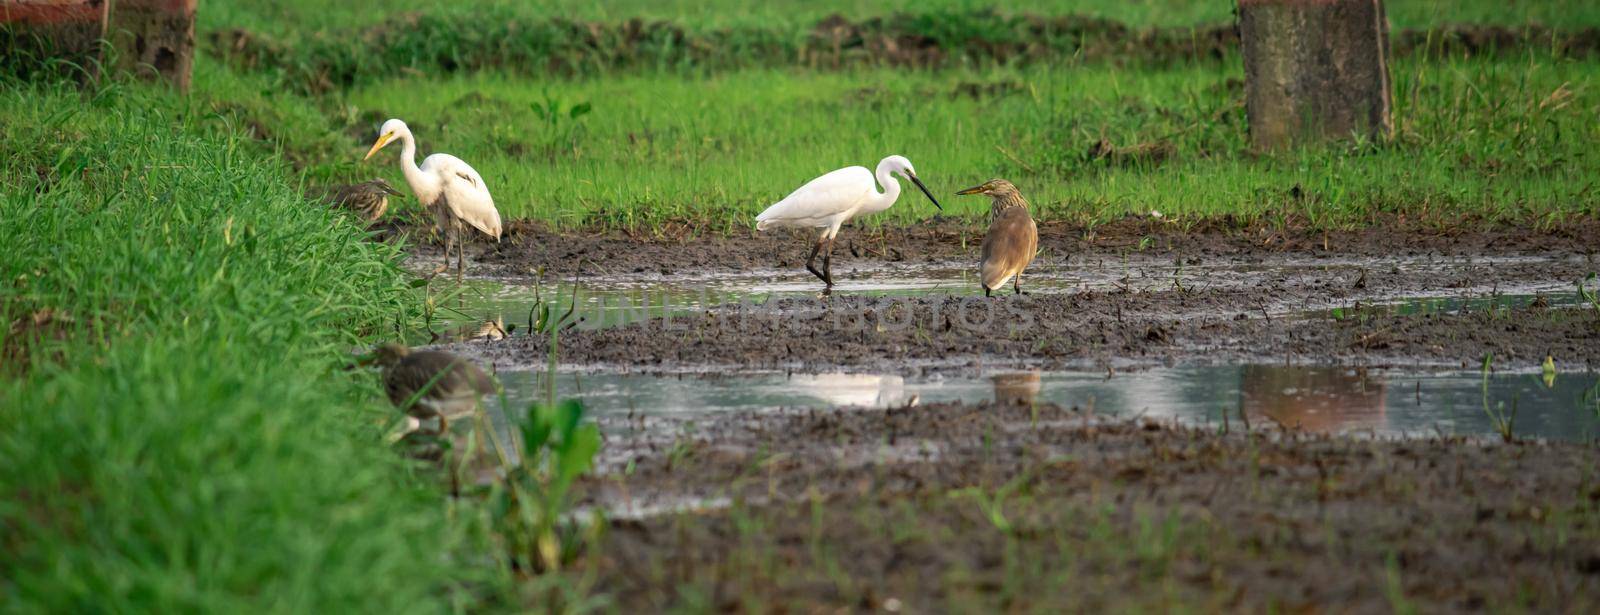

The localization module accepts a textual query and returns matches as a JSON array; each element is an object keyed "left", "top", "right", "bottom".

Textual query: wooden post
[
  {"left": 106, "top": 0, "right": 196, "bottom": 91},
  {"left": 0, "top": 1, "right": 111, "bottom": 78},
  {"left": 1238, "top": 0, "right": 1394, "bottom": 150}
]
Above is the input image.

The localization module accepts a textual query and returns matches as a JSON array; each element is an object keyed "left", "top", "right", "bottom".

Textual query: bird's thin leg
[
  {"left": 985, "top": 286, "right": 993, "bottom": 298},
  {"left": 821, "top": 235, "right": 836, "bottom": 287},
  {"left": 454, "top": 219, "right": 465, "bottom": 286},
  {"left": 437, "top": 211, "right": 453, "bottom": 277},
  {"left": 1014, "top": 273, "right": 1022, "bottom": 295},
  {"left": 804, "top": 235, "right": 828, "bottom": 284},
  {"left": 437, "top": 413, "right": 451, "bottom": 436}
]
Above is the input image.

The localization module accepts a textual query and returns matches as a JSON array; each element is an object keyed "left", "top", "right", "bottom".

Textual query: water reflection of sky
[{"left": 493, "top": 366, "right": 1600, "bottom": 442}]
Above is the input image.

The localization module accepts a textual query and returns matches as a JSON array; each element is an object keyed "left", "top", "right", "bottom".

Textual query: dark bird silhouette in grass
[
  {"left": 371, "top": 343, "right": 496, "bottom": 434},
  {"left": 313, "top": 179, "right": 404, "bottom": 223},
  {"left": 957, "top": 179, "right": 1038, "bottom": 296}
]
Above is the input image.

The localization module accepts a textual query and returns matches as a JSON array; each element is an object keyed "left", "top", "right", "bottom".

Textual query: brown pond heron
[
  {"left": 958, "top": 178, "right": 1038, "bottom": 297},
  {"left": 367, "top": 343, "right": 497, "bottom": 435},
  {"left": 313, "top": 178, "right": 404, "bottom": 223}
]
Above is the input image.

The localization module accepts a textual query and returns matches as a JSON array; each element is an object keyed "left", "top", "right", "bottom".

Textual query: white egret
[
  {"left": 755, "top": 155, "right": 941, "bottom": 292},
  {"left": 364, "top": 118, "right": 502, "bottom": 281}
]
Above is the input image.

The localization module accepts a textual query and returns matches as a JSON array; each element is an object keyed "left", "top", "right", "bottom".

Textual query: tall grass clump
[{"left": 0, "top": 81, "right": 483, "bottom": 611}]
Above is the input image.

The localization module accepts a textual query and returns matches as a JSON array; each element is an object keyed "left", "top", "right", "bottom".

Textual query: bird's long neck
[
  {"left": 396, "top": 131, "right": 440, "bottom": 203},
  {"left": 866, "top": 163, "right": 902, "bottom": 215},
  {"left": 990, "top": 192, "right": 1029, "bottom": 218}
]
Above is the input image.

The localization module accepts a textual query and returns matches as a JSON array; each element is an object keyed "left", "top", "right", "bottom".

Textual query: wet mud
[
  {"left": 439, "top": 221, "right": 1600, "bottom": 371},
  {"left": 474, "top": 290, "right": 1600, "bottom": 371},
  {"left": 406, "top": 216, "right": 1600, "bottom": 279},
  {"left": 570, "top": 400, "right": 1600, "bottom": 611}
]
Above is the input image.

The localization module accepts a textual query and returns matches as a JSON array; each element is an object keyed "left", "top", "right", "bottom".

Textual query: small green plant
[
  {"left": 1480, "top": 353, "right": 1517, "bottom": 443},
  {"left": 492, "top": 399, "right": 603, "bottom": 572},
  {"left": 1579, "top": 273, "right": 1600, "bottom": 312},
  {"left": 948, "top": 470, "right": 1033, "bottom": 533},
  {"left": 529, "top": 92, "right": 593, "bottom": 154},
  {"left": 529, "top": 92, "right": 593, "bottom": 127},
  {"left": 526, "top": 279, "right": 581, "bottom": 335}
]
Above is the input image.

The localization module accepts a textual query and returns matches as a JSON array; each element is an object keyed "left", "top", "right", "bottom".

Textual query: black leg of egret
[
  {"left": 1014, "top": 274, "right": 1022, "bottom": 295},
  {"left": 805, "top": 236, "right": 827, "bottom": 284},
  {"left": 455, "top": 219, "right": 465, "bottom": 285},
  {"left": 438, "top": 216, "right": 452, "bottom": 278},
  {"left": 822, "top": 236, "right": 835, "bottom": 287}
]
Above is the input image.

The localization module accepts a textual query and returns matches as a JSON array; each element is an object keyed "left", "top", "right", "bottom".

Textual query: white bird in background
[
  {"left": 364, "top": 118, "right": 502, "bottom": 282},
  {"left": 755, "top": 155, "right": 941, "bottom": 292}
]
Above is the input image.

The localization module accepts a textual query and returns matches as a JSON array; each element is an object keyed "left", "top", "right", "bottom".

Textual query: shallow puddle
[{"left": 493, "top": 365, "right": 1600, "bottom": 442}]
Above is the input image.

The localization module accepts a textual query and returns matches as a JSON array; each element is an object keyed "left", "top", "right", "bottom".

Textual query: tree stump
[
  {"left": 1238, "top": 0, "right": 1394, "bottom": 150},
  {"left": 107, "top": 0, "right": 196, "bottom": 91},
  {"left": 0, "top": 1, "right": 110, "bottom": 79}
]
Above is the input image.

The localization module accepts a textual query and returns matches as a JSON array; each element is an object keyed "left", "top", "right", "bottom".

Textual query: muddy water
[
  {"left": 424, "top": 253, "right": 1586, "bottom": 339},
  {"left": 492, "top": 366, "right": 1600, "bottom": 442},
  {"left": 430, "top": 251, "right": 1598, "bottom": 443}
]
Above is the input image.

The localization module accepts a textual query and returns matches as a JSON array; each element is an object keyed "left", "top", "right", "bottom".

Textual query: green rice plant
[
  {"left": 1480, "top": 353, "right": 1517, "bottom": 443},
  {"left": 948, "top": 469, "right": 1034, "bottom": 533},
  {"left": 491, "top": 399, "right": 603, "bottom": 573},
  {"left": 1579, "top": 273, "right": 1600, "bottom": 311}
]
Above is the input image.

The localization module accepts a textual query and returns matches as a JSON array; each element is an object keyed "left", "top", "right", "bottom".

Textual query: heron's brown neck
[{"left": 989, "top": 192, "right": 1029, "bottom": 217}]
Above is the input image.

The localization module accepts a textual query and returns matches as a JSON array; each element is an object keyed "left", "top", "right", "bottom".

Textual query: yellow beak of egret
[{"left": 363, "top": 132, "right": 395, "bottom": 161}]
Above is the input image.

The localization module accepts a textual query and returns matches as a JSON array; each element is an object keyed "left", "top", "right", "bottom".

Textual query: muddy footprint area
[
  {"left": 574, "top": 400, "right": 1600, "bottom": 611},
  {"left": 455, "top": 234, "right": 1600, "bottom": 371}
]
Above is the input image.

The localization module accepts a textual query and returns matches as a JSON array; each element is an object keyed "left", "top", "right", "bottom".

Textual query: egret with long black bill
[{"left": 755, "top": 155, "right": 941, "bottom": 292}]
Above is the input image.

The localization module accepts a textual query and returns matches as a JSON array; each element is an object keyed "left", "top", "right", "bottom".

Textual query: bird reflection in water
[
  {"left": 992, "top": 371, "right": 1042, "bottom": 406},
  {"left": 1240, "top": 366, "right": 1387, "bottom": 433},
  {"left": 786, "top": 373, "right": 907, "bottom": 407}
]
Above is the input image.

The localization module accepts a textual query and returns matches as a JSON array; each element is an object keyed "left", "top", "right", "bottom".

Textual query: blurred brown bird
[
  {"left": 370, "top": 343, "right": 496, "bottom": 434},
  {"left": 957, "top": 179, "right": 1038, "bottom": 296},
  {"left": 314, "top": 179, "right": 404, "bottom": 222}
]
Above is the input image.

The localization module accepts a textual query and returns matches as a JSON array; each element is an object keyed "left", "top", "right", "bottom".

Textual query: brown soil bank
[
  {"left": 570, "top": 401, "right": 1600, "bottom": 611},
  {"left": 207, "top": 10, "right": 1600, "bottom": 93}
]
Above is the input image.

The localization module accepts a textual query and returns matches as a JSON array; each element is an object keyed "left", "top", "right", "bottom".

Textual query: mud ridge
[
  {"left": 205, "top": 12, "right": 1600, "bottom": 93},
  {"left": 401, "top": 217, "right": 1600, "bottom": 280},
  {"left": 574, "top": 400, "right": 1600, "bottom": 611},
  {"left": 463, "top": 289, "right": 1600, "bottom": 372}
]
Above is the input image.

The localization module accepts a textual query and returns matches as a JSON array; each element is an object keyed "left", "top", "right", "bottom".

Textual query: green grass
[
  {"left": 208, "top": 0, "right": 1600, "bottom": 34},
  {"left": 7, "top": 0, "right": 1595, "bottom": 611},
  {"left": 308, "top": 52, "right": 1595, "bottom": 229},
  {"left": 186, "top": 0, "right": 1600, "bottom": 232},
  {"left": 0, "top": 81, "right": 492, "bottom": 611}
]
